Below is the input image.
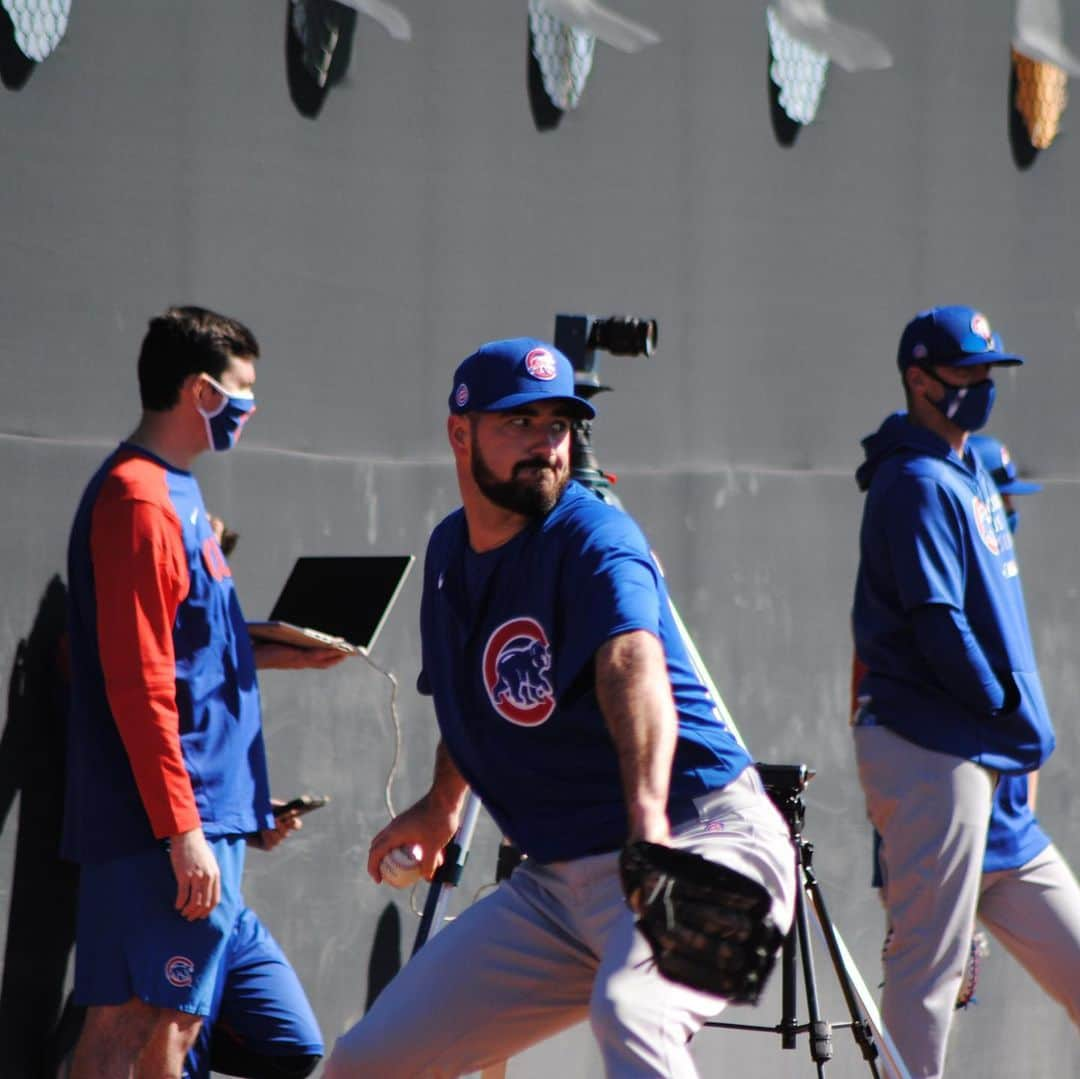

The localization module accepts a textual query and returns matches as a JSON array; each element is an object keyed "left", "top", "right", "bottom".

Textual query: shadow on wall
[
  {"left": 526, "top": 26, "right": 563, "bottom": 133},
  {"left": 0, "top": 575, "right": 82, "bottom": 1077},
  {"left": 365, "top": 902, "right": 403, "bottom": 1011},
  {"left": 0, "top": 5, "right": 35, "bottom": 91},
  {"left": 767, "top": 49, "right": 801, "bottom": 149}
]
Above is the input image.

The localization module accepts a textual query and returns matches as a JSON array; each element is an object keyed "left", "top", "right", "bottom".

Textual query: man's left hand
[{"left": 253, "top": 642, "right": 351, "bottom": 670}]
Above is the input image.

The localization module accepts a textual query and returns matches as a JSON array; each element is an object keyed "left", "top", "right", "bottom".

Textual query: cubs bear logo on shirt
[
  {"left": 524, "top": 348, "right": 558, "bottom": 381},
  {"left": 483, "top": 616, "right": 555, "bottom": 726}
]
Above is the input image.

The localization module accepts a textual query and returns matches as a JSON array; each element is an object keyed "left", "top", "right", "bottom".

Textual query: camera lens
[{"left": 589, "top": 317, "right": 658, "bottom": 357}]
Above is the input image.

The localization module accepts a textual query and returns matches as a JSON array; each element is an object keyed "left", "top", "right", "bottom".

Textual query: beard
[{"left": 471, "top": 446, "right": 569, "bottom": 518}]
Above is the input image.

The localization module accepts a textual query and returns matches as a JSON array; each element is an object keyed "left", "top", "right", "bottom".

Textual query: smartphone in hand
[{"left": 273, "top": 794, "right": 330, "bottom": 818}]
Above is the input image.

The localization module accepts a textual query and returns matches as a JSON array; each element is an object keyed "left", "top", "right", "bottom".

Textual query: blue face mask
[
  {"left": 922, "top": 368, "right": 995, "bottom": 432},
  {"left": 197, "top": 375, "right": 256, "bottom": 452}
]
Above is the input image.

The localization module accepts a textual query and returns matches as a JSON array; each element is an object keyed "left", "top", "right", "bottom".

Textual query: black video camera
[
  {"left": 755, "top": 763, "right": 814, "bottom": 798},
  {"left": 553, "top": 312, "right": 657, "bottom": 503},
  {"left": 755, "top": 763, "right": 815, "bottom": 830},
  {"left": 554, "top": 314, "right": 657, "bottom": 389}
]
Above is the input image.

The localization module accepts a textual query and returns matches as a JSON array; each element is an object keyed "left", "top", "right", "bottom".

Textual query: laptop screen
[{"left": 267, "top": 555, "right": 414, "bottom": 652}]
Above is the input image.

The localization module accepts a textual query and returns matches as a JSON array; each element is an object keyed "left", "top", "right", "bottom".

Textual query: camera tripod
[{"left": 704, "top": 764, "right": 908, "bottom": 1078}]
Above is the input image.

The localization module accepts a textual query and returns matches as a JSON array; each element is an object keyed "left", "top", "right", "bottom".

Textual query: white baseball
[{"left": 379, "top": 843, "right": 424, "bottom": 888}]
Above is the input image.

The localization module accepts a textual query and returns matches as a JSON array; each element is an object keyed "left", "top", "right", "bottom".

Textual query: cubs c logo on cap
[
  {"left": 482, "top": 617, "right": 555, "bottom": 726},
  {"left": 455, "top": 382, "right": 470, "bottom": 408},
  {"left": 165, "top": 955, "right": 195, "bottom": 988},
  {"left": 524, "top": 348, "right": 558, "bottom": 381},
  {"left": 970, "top": 312, "right": 993, "bottom": 345}
]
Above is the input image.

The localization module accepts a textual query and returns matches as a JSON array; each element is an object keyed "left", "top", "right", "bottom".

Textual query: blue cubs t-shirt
[{"left": 418, "top": 481, "right": 750, "bottom": 863}]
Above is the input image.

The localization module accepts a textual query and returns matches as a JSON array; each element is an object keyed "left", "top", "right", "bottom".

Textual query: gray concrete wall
[{"left": 2, "top": 1, "right": 1078, "bottom": 1075}]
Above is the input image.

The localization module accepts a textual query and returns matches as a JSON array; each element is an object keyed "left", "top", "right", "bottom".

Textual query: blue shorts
[
  {"left": 74, "top": 836, "right": 246, "bottom": 1016},
  {"left": 184, "top": 907, "right": 323, "bottom": 1079}
]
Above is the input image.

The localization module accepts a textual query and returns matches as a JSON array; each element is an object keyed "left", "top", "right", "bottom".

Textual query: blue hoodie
[{"left": 852, "top": 413, "right": 1054, "bottom": 774}]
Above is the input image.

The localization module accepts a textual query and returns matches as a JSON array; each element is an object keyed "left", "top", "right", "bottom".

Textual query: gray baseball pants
[
  {"left": 855, "top": 724, "right": 1080, "bottom": 1079},
  {"left": 979, "top": 843, "right": 1080, "bottom": 1027},
  {"left": 324, "top": 767, "right": 797, "bottom": 1078}
]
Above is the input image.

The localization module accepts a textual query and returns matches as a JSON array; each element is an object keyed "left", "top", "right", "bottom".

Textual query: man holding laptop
[{"left": 63, "top": 306, "right": 346, "bottom": 1078}]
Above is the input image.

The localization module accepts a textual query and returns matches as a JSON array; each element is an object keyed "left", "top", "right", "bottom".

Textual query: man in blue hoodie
[{"left": 851, "top": 306, "right": 1058, "bottom": 1078}]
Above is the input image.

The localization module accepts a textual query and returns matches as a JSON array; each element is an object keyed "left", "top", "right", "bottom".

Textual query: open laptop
[{"left": 247, "top": 555, "right": 414, "bottom": 655}]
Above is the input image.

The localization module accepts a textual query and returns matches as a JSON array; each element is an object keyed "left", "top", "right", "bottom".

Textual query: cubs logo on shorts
[
  {"left": 165, "top": 955, "right": 195, "bottom": 988},
  {"left": 482, "top": 617, "right": 555, "bottom": 726},
  {"left": 524, "top": 349, "right": 558, "bottom": 381},
  {"left": 973, "top": 496, "right": 1000, "bottom": 556}
]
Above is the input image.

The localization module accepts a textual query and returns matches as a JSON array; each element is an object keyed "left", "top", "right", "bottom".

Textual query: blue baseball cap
[
  {"left": 449, "top": 337, "right": 595, "bottom": 418},
  {"left": 897, "top": 305, "right": 1025, "bottom": 371},
  {"left": 967, "top": 434, "right": 1042, "bottom": 495}
]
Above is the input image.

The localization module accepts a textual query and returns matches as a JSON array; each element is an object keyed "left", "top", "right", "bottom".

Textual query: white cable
[{"left": 357, "top": 651, "right": 402, "bottom": 819}]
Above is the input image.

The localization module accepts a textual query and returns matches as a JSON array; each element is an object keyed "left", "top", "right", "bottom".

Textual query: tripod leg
[
  {"left": 479, "top": 840, "right": 522, "bottom": 1079},
  {"left": 780, "top": 926, "right": 799, "bottom": 1049},
  {"left": 794, "top": 867, "right": 834, "bottom": 1071},
  {"left": 804, "top": 861, "right": 910, "bottom": 1079},
  {"left": 412, "top": 793, "right": 484, "bottom": 955}
]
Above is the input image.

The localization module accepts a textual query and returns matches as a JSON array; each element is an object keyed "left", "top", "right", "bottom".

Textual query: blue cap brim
[
  {"left": 999, "top": 479, "right": 1041, "bottom": 494},
  {"left": 473, "top": 390, "right": 595, "bottom": 419},
  {"left": 946, "top": 352, "right": 1025, "bottom": 367}
]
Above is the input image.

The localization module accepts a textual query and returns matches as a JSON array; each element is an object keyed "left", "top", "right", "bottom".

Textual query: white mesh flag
[
  {"left": 529, "top": 1, "right": 596, "bottom": 111},
  {"left": 2, "top": 0, "right": 70, "bottom": 62},
  {"left": 767, "top": 6, "right": 829, "bottom": 126}
]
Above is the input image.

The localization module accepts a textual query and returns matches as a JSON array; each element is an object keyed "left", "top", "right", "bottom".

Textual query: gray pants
[
  {"left": 325, "top": 768, "right": 797, "bottom": 1078},
  {"left": 855, "top": 725, "right": 1080, "bottom": 1078},
  {"left": 979, "top": 844, "right": 1080, "bottom": 1026}
]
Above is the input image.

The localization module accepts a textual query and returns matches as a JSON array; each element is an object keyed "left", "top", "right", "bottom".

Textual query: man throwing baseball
[{"left": 325, "top": 337, "right": 797, "bottom": 1077}]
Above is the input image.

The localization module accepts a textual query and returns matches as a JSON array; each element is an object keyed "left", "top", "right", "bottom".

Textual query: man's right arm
[
  {"left": 883, "top": 475, "right": 1014, "bottom": 715},
  {"left": 90, "top": 490, "right": 220, "bottom": 919},
  {"left": 367, "top": 740, "right": 469, "bottom": 883}
]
